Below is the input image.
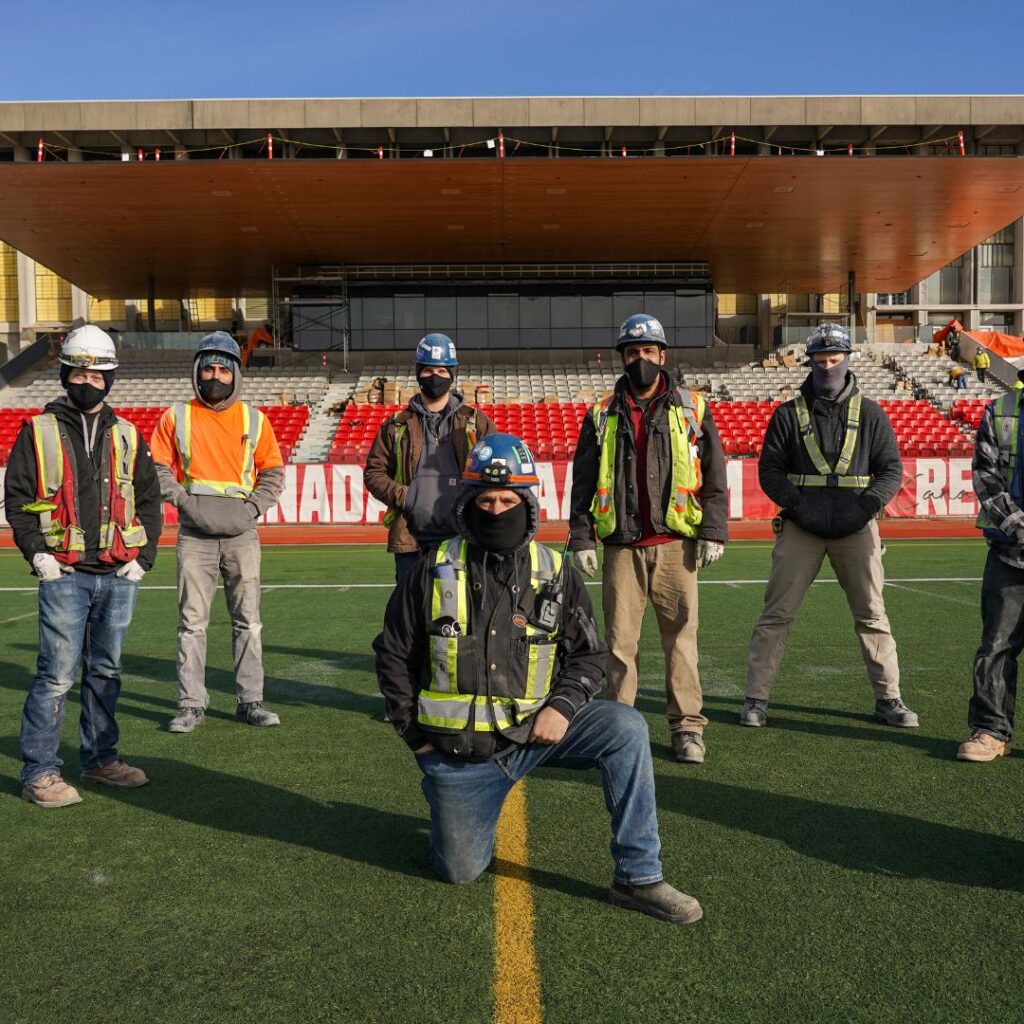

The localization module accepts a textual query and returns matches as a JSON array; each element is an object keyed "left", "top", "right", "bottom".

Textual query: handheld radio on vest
[{"left": 532, "top": 532, "right": 570, "bottom": 632}]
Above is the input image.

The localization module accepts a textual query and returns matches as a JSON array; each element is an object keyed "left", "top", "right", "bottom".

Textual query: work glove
[
  {"left": 574, "top": 549, "right": 599, "bottom": 578},
  {"left": 115, "top": 559, "right": 146, "bottom": 583},
  {"left": 695, "top": 540, "right": 724, "bottom": 570},
  {"left": 32, "top": 552, "right": 70, "bottom": 582}
]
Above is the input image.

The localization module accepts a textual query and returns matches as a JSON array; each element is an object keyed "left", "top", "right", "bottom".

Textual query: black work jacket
[
  {"left": 4, "top": 397, "right": 163, "bottom": 572},
  {"left": 758, "top": 373, "right": 902, "bottom": 539},
  {"left": 374, "top": 539, "right": 607, "bottom": 761},
  {"left": 568, "top": 372, "right": 729, "bottom": 550}
]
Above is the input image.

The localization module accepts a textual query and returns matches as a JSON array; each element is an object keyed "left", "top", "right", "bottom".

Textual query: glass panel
[
  {"left": 363, "top": 297, "right": 393, "bottom": 330},
  {"left": 519, "top": 295, "right": 550, "bottom": 329},
  {"left": 457, "top": 295, "right": 487, "bottom": 329},
  {"left": 425, "top": 296, "right": 456, "bottom": 332},
  {"left": 551, "top": 294, "right": 581, "bottom": 329},
  {"left": 613, "top": 292, "right": 644, "bottom": 325},
  {"left": 488, "top": 294, "right": 518, "bottom": 329},
  {"left": 642, "top": 292, "right": 675, "bottom": 327},
  {"left": 394, "top": 295, "right": 425, "bottom": 331},
  {"left": 582, "top": 294, "right": 612, "bottom": 328}
]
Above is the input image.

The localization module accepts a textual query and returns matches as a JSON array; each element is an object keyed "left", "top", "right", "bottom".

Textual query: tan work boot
[
  {"left": 671, "top": 731, "right": 705, "bottom": 764},
  {"left": 80, "top": 759, "right": 150, "bottom": 788},
  {"left": 956, "top": 731, "right": 1010, "bottom": 762},
  {"left": 22, "top": 773, "right": 83, "bottom": 809}
]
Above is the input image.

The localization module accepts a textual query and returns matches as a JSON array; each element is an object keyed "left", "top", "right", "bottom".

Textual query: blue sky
[{"left": 7, "top": 0, "right": 1022, "bottom": 100}]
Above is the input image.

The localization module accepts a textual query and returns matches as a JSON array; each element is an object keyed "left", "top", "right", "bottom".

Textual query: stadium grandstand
[{"left": 2, "top": 94, "right": 1024, "bottom": 522}]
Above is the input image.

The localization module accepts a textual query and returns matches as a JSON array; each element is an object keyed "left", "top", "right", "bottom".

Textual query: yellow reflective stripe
[
  {"left": 591, "top": 400, "right": 618, "bottom": 538},
  {"left": 30, "top": 415, "right": 63, "bottom": 496},
  {"left": 834, "top": 394, "right": 862, "bottom": 476},
  {"left": 793, "top": 394, "right": 833, "bottom": 476},
  {"left": 418, "top": 693, "right": 546, "bottom": 732},
  {"left": 172, "top": 402, "right": 191, "bottom": 482},
  {"left": 239, "top": 404, "right": 257, "bottom": 492}
]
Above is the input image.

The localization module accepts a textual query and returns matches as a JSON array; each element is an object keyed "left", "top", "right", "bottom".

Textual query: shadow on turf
[
  {"left": 0, "top": 742, "right": 607, "bottom": 901},
  {"left": 634, "top": 692, "right": 955, "bottom": 759},
  {"left": 1, "top": 644, "right": 385, "bottom": 727}
]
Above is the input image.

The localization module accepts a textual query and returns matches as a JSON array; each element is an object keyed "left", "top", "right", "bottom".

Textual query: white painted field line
[
  {"left": 885, "top": 581, "right": 978, "bottom": 607},
  {"left": 0, "top": 609, "right": 37, "bottom": 624},
  {"left": 0, "top": 575, "right": 985, "bottom": 594}
]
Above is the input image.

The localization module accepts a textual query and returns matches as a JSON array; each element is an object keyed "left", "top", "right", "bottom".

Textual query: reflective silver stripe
[
  {"left": 172, "top": 401, "right": 190, "bottom": 480},
  {"left": 787, "top": 473, "right": 872, "bottom": 488},
  {"left": 31, "top": 415, "right": 63, "bottom": 496},
  {"left": 834, "top": 394, "right": 862, "bottom": 476}
]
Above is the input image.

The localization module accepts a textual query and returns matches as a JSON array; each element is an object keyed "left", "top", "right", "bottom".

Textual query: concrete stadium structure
[{"left": 1, "top": 94, "right": 1023, "bottom": 363}]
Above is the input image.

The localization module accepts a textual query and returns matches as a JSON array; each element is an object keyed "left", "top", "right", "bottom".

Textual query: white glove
[
  {"left": 31, "top": 552, "right": 66, "bottom": 582},
  {"left": 574, "top": 550, "right": 599, "bottom": 578},
  {"left": 696, "top": 540, "right": 724, "bottom": 569},
  {"left": 115, "top": 559, "right": 146, "bottom": 583}
]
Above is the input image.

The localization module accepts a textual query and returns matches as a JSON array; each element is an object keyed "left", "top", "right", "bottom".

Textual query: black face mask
[
  {"left": 466, "top": 499, "right": 529, "bottom": 554},
  {"left": 65, "top": 382, "right": 108, "bottom": 410},
  {"left": 625, "top": 357, "right": 661, "bottom": 391},
  {"left": 810, "top": 356, "right": 849, "bottom": 400},
  {"left": 198, "top": 378, "right": 233, "bottom": 404},
  {"left": 419, "top": 374, "right": 453, "bottom": 400}
]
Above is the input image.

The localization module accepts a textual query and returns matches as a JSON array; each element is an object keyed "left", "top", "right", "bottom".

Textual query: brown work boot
[
  {"left": 80, "top": 759, "right": 150, "bottom": 788},
  {"left": 956, "top": 731, "right": 1010, "bottom": 762},
  {"left": 22, "top": 773, "right": 83, "bottom": 809}
]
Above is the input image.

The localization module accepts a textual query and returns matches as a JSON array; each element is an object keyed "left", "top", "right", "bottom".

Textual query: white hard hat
[{"left": 60, "top": 324, "right": 118, "bottom": 370}]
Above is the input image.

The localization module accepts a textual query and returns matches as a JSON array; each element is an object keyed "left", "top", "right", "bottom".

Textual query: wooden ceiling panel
[{"left": 0, "top": 157, "right": 1021, "bottom": 297}]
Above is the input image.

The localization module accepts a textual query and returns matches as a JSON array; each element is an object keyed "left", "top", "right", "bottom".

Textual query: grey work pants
[
  {"left": 745, "top": 519, "right": 901, "bottom": 701},
  {"left": 176, "top": 527, "right": 265, "bottom": 708},
  {"left": 602, "top": 539, "right": 707, "bottom": 735}
]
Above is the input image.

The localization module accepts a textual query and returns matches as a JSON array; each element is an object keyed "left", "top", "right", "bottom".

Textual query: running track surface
[{"left": 0, "top": 519, "right": 980, "bottom": 548}]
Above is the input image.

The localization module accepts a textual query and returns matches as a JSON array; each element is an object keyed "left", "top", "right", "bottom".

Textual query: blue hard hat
[
  {"left": 463, "top": 434, "right": 539, "bottom": 489},
  {"left": 805, "top": 322, "right": 853, "bottom": 357},
  {"left": 616, "top": 314, "right": 667, "bottom": 352},
  {"left": 415, "top": 333, "right": 458, "bottom": 367},
  {"left": 195, "top": 330, "right": 241, "bottom": 364}
]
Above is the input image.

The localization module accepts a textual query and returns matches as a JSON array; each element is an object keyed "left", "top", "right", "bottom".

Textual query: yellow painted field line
[{"left": 492, "top": 781, "right": 542, "bottom": 1024}]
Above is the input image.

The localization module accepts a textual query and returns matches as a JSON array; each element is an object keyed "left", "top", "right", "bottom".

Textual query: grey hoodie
[{"left": 154, "top": 357, "right": 286, "bottom": 537}]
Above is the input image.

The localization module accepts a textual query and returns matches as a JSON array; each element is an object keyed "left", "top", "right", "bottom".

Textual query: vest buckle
[{"left": 826, "top": 473, "right": 839, "bottom": 488}]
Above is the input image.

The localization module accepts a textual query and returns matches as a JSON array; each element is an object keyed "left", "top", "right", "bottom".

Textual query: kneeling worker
[
  {"left": 742, "top": 323, "right": 918, "bottom": 729},
  {"left": 374, "top": 434, "right": 703, "bottom": 924}
]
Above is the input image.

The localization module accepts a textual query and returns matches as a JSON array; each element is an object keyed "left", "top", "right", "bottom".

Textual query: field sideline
[{"left": 1, "top": 539, "right": 1021, "bottom": 1024}]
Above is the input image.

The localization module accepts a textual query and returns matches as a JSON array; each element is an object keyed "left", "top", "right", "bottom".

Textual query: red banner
[{"left": 0, "top": 459, "right": 980, "bottom": 528}]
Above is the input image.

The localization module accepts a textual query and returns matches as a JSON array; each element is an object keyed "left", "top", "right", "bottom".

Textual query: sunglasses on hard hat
[{"left": 63, "top": 351, "right": 99, "bottom": 367}]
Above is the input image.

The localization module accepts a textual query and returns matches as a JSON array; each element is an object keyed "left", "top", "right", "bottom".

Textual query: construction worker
[
  {"left": 4, "top": 325, "right": 163, "bottom": 807},
  {"left": 364, "top": 333, "right": 496, "bottom": 582},
  {"left": 741, "top": 323, "right": 918, "bottom": 729},
  {"left": 569, "top": 314, "right": 728, "bottom": 765},
  {"left": 374, "top": 434, "right": 703, "bottom": 925},
  {"left": 958, "top": 373, "right": 1024, "bottom": 762},
  {"left": 150, "top": 332, "right": 285, "bottom": 733},
  {"left": 972, "top": 346, "right": 991, "bottom": 384}
]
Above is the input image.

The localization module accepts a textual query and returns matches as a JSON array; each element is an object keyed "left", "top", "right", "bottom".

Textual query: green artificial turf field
[{"left": 0, "top": 538, "right": 1021, "bottom": 1024}]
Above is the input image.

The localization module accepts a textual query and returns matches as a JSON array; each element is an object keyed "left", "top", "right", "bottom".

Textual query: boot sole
[
  {"left": 956, "top": 748, "right": 1009, "bottom": 762},
  {"left": 80, "top": 774, "right": 150, "bottom": 788},
  {"left": 21, "top": 790, "right": 83, "bottom": 808},
  {"left": 873, "top": 713, "right": 919, "bottom": 728},
  {"left": 235, "top": 718, "right": 281, "bottom": 727},
  {"left": 739, "top": 717, "right": 766, "bottom": 728},
  {"left": 607, "top": 889, "right": 704, "bottom": 925},
  {"left": 168, "top": 717, "right": 204, "bottom": 733}
]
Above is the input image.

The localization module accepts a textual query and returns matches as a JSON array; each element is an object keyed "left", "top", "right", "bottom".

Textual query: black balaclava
[
  {"left": 625, "top": 355, "right": 661, "bottom": 391},
  {"left": 464, "top": 498, "right": 529, "bottom": 555},
  {"left": 810, "top": 355, "right": 850, "bottom": 400},
  {"left": 60, "top": 365, "right": 114, "bottom": 411},
  {"left": 417, "top": 365, "right": 454, "bottom": 401}
]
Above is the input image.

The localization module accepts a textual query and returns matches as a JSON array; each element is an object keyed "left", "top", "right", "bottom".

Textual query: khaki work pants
[
  {"left": 745, "top": 519, "right": 900, "bottom": 701},
  {"left": 602, "top": 539, "right": 707, "bottom": 735},
  {"left": 176, "top": 527, "right": 265, "bottom": 708}
]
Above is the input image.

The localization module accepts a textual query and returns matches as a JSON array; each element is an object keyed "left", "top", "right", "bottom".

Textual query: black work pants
[{"left": 969, "top": 549, "right": 1024, "bottom": 742}]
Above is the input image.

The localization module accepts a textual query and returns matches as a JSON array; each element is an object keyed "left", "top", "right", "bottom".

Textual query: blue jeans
[
  {"left": 21, "top": 571, "right": 139, "bottom": 783},
  {"left": 416, "top": 701, "right": 664, "bottom": 886}
]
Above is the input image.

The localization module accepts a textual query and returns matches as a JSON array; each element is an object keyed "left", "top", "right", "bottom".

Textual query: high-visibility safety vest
[
  {"left": 169, "top": 400, "right": 264, "bottom": 498},
  {"left": 417, "top": 538, "right": 563, "bottom": 734},
  {"left": 20, "top": 413, "right": 147, "bottom": 566},
  {"left": 976, "top": 391, "right": 1022, "bottom": 539},
  {"left": 786, "top": 392, "right": 873, "bottom": 489},
  {"left": 382, "top": 415, "right": 478, "bottom": 527},
  {"left": 973, "top": 350, "right": 991, "bottom": 369},
  {"left": 590, "top": 387, "right": 705, "bottom": 540}
]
